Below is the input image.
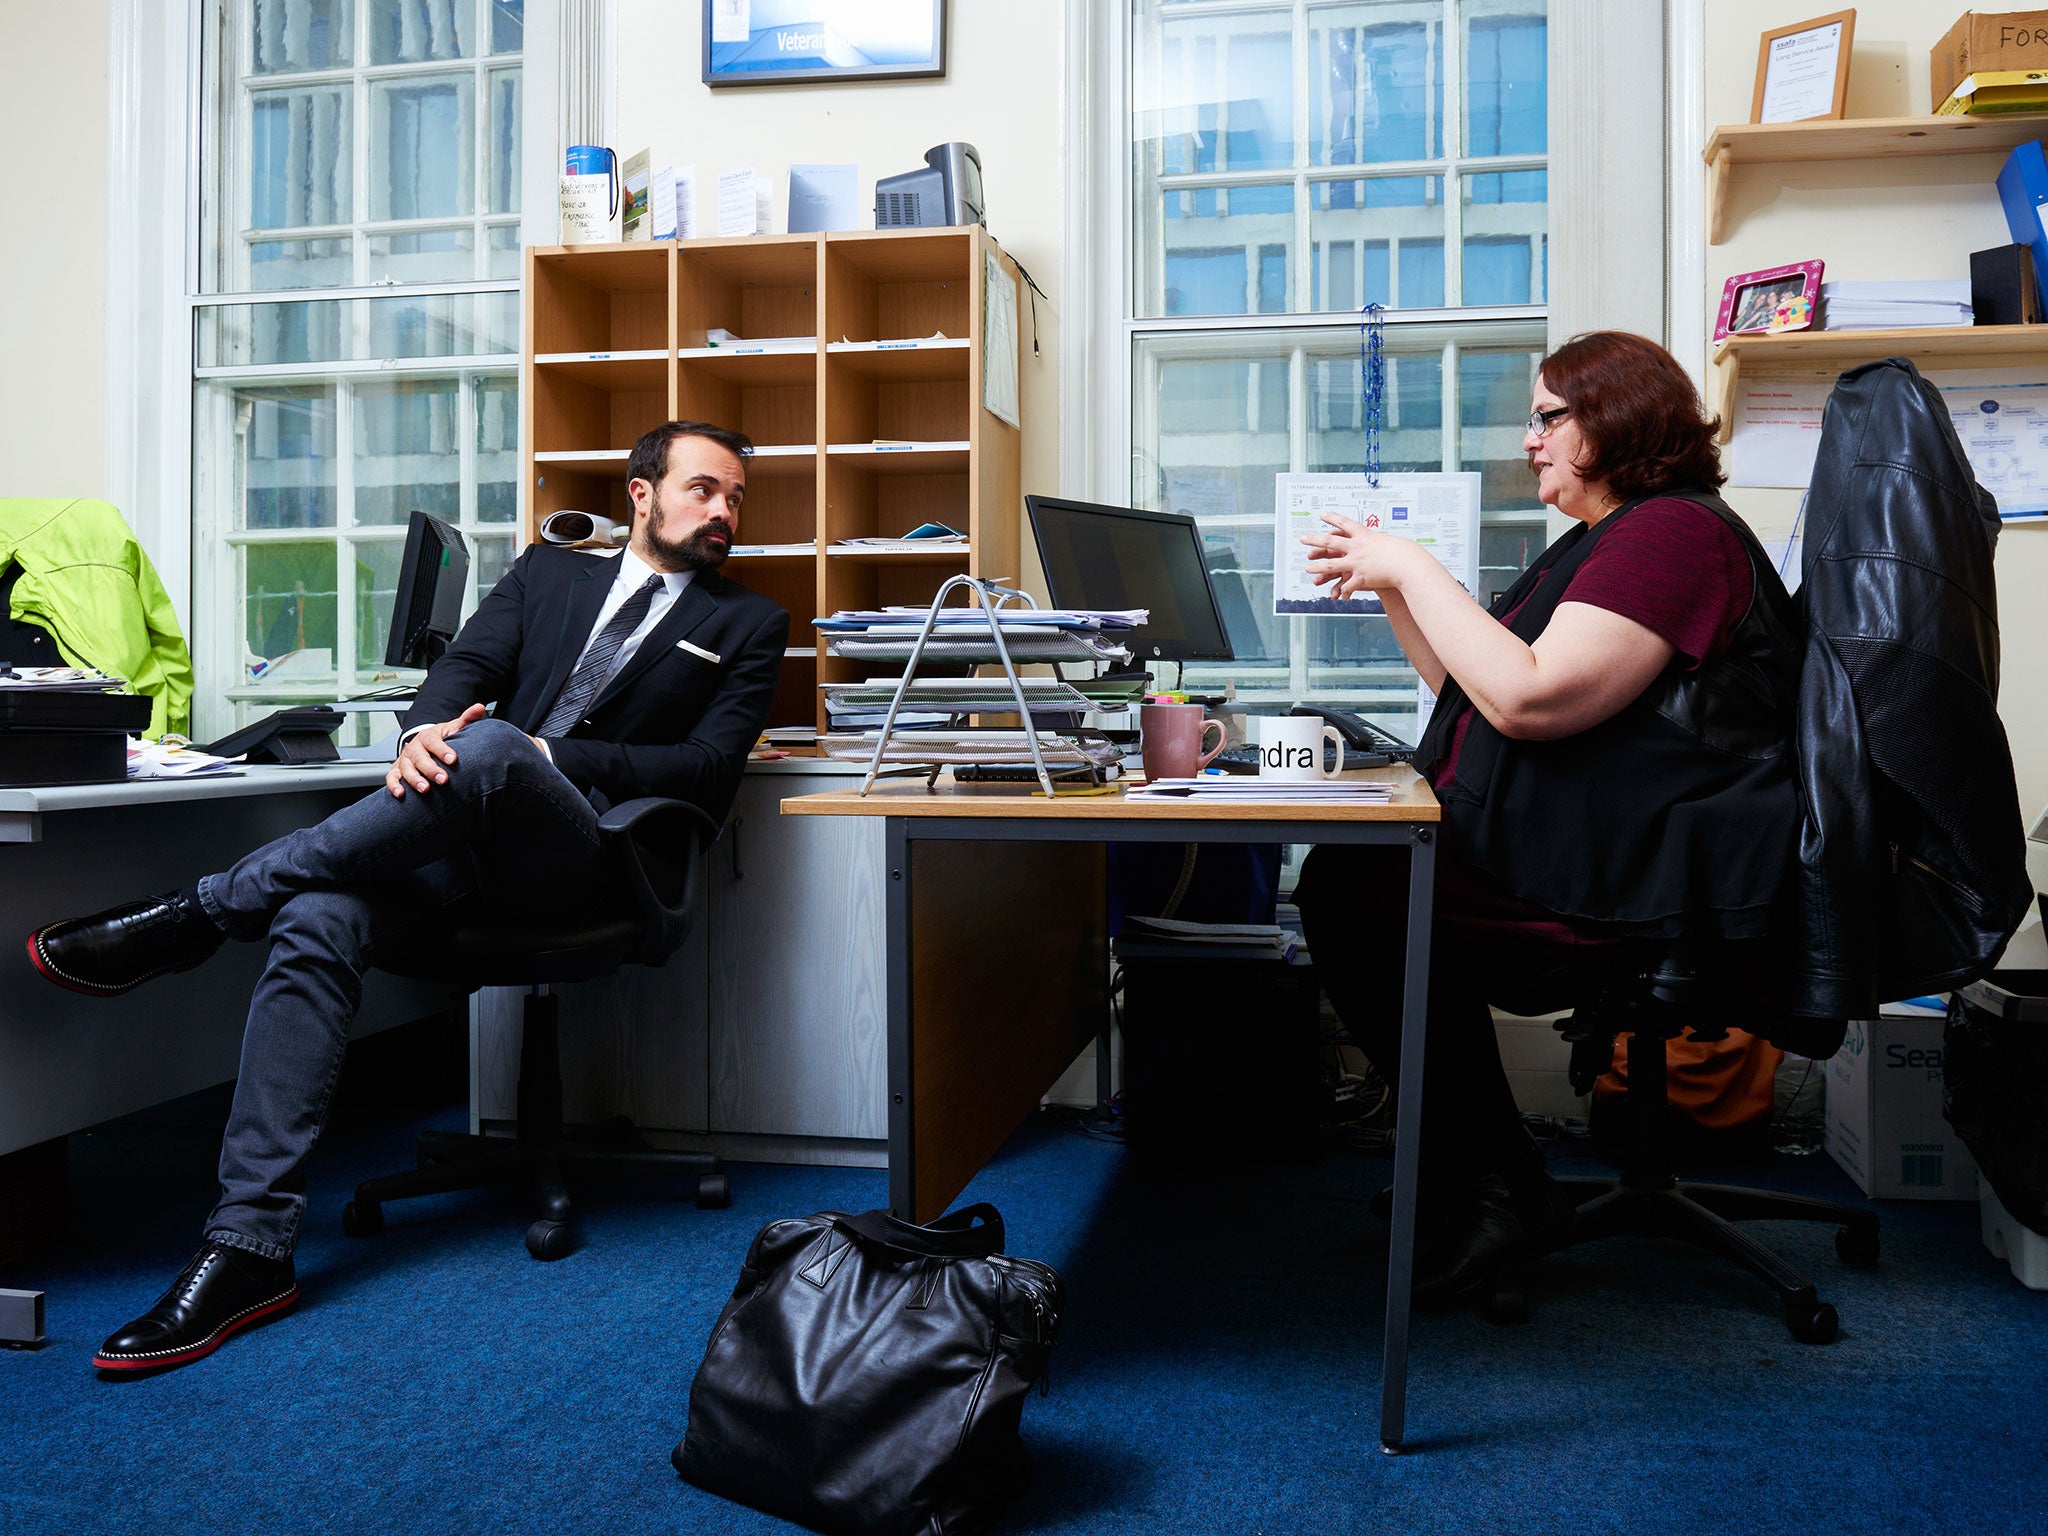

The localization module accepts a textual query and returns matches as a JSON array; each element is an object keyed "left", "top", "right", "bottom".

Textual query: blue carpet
[{"left": 2, "top": 1083, "right": 2044, "bottom": 1536}]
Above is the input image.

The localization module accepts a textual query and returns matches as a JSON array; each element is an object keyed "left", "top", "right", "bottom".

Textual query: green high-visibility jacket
[{"left": 0, "top": 499, "right": 194, "bottom": 739}]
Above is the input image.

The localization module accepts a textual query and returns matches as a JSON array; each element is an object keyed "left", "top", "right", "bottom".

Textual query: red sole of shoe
[
  {"left": 92, "top": 1289, "right": 300, "bottom": 1373},
  {"left": 25, "top": 931, "right": 172, "bottom": 998}
]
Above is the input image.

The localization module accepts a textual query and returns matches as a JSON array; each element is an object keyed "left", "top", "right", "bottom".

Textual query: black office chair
[
  {"left": 340, "top": 797, "right": 729, "bottom": 1260},
  {"left": 1484, "top": 943, "right": 1877, "bottom": 1343}
]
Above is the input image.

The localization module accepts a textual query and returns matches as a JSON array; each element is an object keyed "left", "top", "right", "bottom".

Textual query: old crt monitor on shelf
[
  {"left": 384, "top": 510, "right": 470, "bottom": 669},
  {"left": 1026, "top": 496, "right": 1233, "bottom": 663},
  {"left": 874, "top": 142, "right": 985, "bottom": 228}
]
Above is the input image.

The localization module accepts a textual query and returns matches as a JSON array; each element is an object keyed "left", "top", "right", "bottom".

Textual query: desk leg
[
  {"left": 1379, "top": 824, "right": 1436, "bottom": 1453},
  {"left": 885, "top": 819, "right": 916, "bottom": 1219}
]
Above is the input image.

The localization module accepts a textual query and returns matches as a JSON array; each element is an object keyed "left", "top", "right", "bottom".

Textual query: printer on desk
[{"left": 0, "top": 684, "right": 152, "bottom": 787}]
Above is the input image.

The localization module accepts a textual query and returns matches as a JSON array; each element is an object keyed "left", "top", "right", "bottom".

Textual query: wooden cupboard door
[{"left": 707, "top": 772, "right": 887, "bottom": 1139}]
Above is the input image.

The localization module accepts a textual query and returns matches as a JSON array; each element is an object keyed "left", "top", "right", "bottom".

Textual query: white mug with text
[{"left": 1257, "top": 714, "right": 1343, "bottom": 781}]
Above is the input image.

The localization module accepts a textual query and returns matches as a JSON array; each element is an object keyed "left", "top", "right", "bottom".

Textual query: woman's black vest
[{"left": 1410, "top": 489, "right": 1801, "bottom": 940}]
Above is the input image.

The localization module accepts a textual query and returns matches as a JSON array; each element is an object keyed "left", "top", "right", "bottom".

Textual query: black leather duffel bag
[{"left": 672, "top": 1202, "right": 1062, "bottom": 1536}]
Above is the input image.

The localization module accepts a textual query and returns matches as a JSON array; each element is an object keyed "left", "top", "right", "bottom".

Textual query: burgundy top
[{"left": 1427, "top": 495, "right": 1756, "bottom": 946}]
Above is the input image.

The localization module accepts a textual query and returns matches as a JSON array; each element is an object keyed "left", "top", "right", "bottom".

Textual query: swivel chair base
[
  {"left": 343, "top": 984, "right": 730, "bottom": 1260},
  {"left": 1486, "top": 1032, "right": 1878, "bottom": 1344}
]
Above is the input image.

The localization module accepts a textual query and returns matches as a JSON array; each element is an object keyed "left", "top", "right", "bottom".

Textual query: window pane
[
  {"left": 1464, "top": 7, "right": 1547, "bottom": 156},
  {"left": 472, "top": 532, "right": 517, "bottom": 599},
  {"left": 369, "top": 0, "right": 474, "bottom": 63},
  {"left": 248, "top": 236, "right": 353, "bottom": 290},
  {"left": 200, "top": 292, "right": 518, "bottom": 364},
  {"left": 1153, "top": 15, "right": 1293, "bottom": 173},
  {"left": 487, "top": 67, "right": 522, "bottom": 214},
  {"left": 490, "top": 0, "right": 523, "bottom": 53},
  {"left": 1463, "top": 169, "right": 1546, "bottom": 304},
  {"left": 354, "top": 379, "right": 462, "bottom": 526},
  {"left": 250, "top": 85, "right": 352, "bottom": 228},
  {"left": 1310, "top": 9, "right": 1443, "bottom": 166},
  {"left": 1150, "top": 183, "right": 1295, "bottom": 317},
  {"left": 353, "top": 538, "right": 406, "bottom": 670},
  {"left": 250, "top": 0, "right": 353, "bottom": 73},
  {"left": 1459, "top": 346, "right": 1545, "bottom": 598},
  {"left": 476, "top": 375, "right": 518, "bottom": 523},
  {"left": 368, "top": 227, "right": 476, "bottom": 283},
  {"left": 1141, "top": 342, "right": 1291, "bottom": 667},
  {"left": 370, "top": 74, "right": 476, "bottom": 220},
  {"left": 245, "top": 541, "right": 339, "bottom": 673},
  {"left": 235, "top": 385, "right": 339, "bottom": 529},
  {"left": 1309, "top": 176, "right": 1444, "bottom": 310},
  {"left": 1308, "top": 349, "right": 1443, "bottom": 473},
  {"left": 487, "top": 223, "right": 522, "bottom": 278}
]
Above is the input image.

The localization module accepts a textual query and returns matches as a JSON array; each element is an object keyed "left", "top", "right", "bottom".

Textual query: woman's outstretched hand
[{"left": 1300, "top": 511, "right": 1420, "bottom": 600}]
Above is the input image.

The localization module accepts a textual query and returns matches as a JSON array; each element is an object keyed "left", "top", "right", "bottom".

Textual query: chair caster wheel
[
  {"left": 342, "top": 1200, "right": 382, "bottom": 1238},
  {"left": 1835, "top": 1225, "right": 1879, "bottom": 1267},
  {"left": 1482, "top": 1273, "right": 1528, "bottom": 1325},
  {"left": 1785, "top": 1296, "right": 1838, "bottom": 1346},
  {"left": 696, "top": 1173, "right": 731, "bottom": 1209},
  {"left": 526, "top": 1219, "right": 574, "bottom": 1261}
]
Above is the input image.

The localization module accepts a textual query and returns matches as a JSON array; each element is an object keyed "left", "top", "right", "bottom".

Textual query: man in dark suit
[{"left": 26, "top": 420, "right": 789, "bottom": 1373}]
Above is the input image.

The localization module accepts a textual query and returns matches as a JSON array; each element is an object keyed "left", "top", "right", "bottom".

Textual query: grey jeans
[{"left": 194, "top": 720, "right": 606, "bottom": 1259}]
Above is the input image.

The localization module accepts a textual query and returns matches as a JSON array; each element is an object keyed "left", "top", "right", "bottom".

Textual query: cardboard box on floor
[
  {"left": 1826, "top": 1011, "right": 1980, "bottom": 1199},
  {"left": 1934, "top": 10, "right": 2048, "bottom": 109}
]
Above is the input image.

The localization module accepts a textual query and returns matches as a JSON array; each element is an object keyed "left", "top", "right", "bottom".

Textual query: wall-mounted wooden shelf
[
  {"left": 1709, "top": 323, "right": 2048, "bottom": 438},
  {"left": 1704, "top": 112, "right": 2048, "bottom": 244}
]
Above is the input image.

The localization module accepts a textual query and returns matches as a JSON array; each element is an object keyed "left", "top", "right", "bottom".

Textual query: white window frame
[
  {"left": 104, "top": 0, "right": 584, "bottom": 741},
  {"left": 1063, "top": 0, "right": 1670, "bottom": 702}
]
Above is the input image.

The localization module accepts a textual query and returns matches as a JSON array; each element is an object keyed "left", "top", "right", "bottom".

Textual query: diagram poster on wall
[{"left": 1273, "top": 472, "right": 1481, "bottom": 616}]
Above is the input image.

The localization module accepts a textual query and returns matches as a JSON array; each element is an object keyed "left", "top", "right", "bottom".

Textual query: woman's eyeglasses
[{"left": 1526, "top": 406, "right": 1570, "bottom": 437}]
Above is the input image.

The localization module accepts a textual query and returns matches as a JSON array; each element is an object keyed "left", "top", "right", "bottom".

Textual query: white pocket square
[{"left": 675, "top": 638, "right": 722, "bottom": 664}]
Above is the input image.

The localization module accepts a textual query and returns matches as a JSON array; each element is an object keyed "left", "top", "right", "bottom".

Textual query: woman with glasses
[{"left": 1293, "top": 330, "right": 1800, "bottom": 1301}]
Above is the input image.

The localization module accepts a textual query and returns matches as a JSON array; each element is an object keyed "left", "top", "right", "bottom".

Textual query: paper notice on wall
[
  {"left": 1274, "top": 472, "right": 1480, "bottom": 616},
  {"left": 1936, "top": 378, "right": 2048, "bottom": 517},
  {"left": 717, "top": 168, "right": 759, "bottom": 237},
  {"left": 983, "top": 250, "right": 1021, "bottom": 429},
  {"left": 788, "top": 163, "right": 859, "bottom": 233},
  {"left": 712, "top": 0, "right": 749, "bottom": 44},
  {"left": 559, "top": 173, "right": 620, "bottom": 243},
  {"left": 1727, "top": 376, "right": 1830, "bottom": 488}
]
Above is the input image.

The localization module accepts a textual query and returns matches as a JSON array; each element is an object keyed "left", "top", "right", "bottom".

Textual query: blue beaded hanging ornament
[{"left": 1359, "top": 301, "right": 1386, "bottom": 488}]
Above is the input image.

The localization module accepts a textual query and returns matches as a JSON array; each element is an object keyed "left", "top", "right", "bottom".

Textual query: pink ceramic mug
[{"left": 1139, "top": 701, "right": 1226, "bottom": 781}]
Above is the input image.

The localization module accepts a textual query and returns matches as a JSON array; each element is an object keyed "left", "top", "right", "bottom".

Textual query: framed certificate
[{"left": 1752, "top": 10, "right": 1857, "bottom": 124}]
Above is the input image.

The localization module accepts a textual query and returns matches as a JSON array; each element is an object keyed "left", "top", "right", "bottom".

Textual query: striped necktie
[{"left": 537, "top": 573, "right": 664, "bottom": 738}]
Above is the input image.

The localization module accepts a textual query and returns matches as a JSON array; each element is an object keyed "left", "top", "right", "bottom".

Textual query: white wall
[
  {"left": 0, "top": 0, "right": 111, "bottom": 498},
  {"left": 1701, "top": 0, "right": 2048, "bottom": 895},
  {"left": 612, "top": 1, "right": 1065, "bottom": 586}
]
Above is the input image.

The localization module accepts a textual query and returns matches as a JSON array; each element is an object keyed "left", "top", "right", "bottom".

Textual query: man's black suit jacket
[{"left": 403, "top": 545, "right": 790, "bottom": 824}]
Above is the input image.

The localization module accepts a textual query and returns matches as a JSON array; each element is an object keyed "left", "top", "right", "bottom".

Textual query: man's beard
[{"left": 644, "top": 489, "right": 731, "bottom": 570}]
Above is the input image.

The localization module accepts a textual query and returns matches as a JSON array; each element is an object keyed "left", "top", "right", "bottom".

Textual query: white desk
[{"left": 0, "top": 764, "right": 453, "bottom": 1156}]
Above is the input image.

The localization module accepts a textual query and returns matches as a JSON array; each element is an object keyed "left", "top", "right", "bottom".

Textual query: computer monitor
[
  {"left": 1025, "top": 496, "right": 1234, "bottom": 663},
  {"left": 384, "top": 510, "right": 470, "bottom": 668}
]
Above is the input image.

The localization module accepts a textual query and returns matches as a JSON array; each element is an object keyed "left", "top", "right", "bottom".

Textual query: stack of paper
[
  {"left": 822, "top": 678, "right": 1094, "bottom": 712},
  {"left": 1127, "top": 776, "right": 1395, "bottom": 803},
  {"left": 1120, "top": 915, "right": 1299, "bottom": 960},
  {"left": 127, "top": 738, "right": 236, "bottom": 780},
  {"left": 1821, "top": 281, "right": 1972, "bottom": 331},
  {"left": 822, "top": 730, "right": 1122, "bottom": 767},
  {"left": 0, "top": 667, "right": 125, "bottom": 691},
  {"left": 817, "top": 605, "right": 1144, "bottom": 665}
]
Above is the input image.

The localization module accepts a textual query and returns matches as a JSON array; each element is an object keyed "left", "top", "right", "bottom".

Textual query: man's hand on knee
[{"left": 387, "top": 704, "right": 489, "bottom": 798}]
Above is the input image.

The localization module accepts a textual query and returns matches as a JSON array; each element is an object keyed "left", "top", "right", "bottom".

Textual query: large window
[
  {"left": 191, "top": 0, "right": 524, "bottom": 741},
  {"left": 1129, "top": 0, "right": 1547, "bottom": 721}
]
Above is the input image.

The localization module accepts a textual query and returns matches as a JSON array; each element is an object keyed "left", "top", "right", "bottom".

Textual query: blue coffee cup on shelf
[{"left": 565, "top": 144, "right": 619, "bottom": 216}]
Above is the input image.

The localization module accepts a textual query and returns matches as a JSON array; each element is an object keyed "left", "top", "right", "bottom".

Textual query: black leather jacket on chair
[{"left": 1790, "top": 357, "right": 2033, "bottom": 1021}]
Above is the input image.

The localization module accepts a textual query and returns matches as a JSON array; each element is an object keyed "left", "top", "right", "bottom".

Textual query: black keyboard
[{"left": 1212, "top": 743, "right": 1389, "bottom": 774}]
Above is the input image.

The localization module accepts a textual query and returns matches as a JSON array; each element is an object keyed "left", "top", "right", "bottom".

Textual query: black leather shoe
[
  {"left": 1411, "top": 1173, "right": 1574, "bottom": 1303},
  {"left": 27, "top": 889, "right": 226, "bottom": 997},
  {"left": 94, "top": 1244, "right": 298, "bottom": 1373}
]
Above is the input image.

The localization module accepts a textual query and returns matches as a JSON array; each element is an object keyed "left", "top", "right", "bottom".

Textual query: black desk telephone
[
  {"left": 1288, "top": 705, "right": 1414, "bottom": 761},
  {"left": 200, "top": 705, "right": 344, "bottom": 765}
]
